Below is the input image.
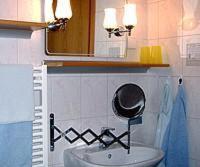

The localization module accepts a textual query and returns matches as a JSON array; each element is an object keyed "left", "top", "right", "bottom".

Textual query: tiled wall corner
[{"left": 147, "top": 1, "right": 159, "bottom": 40}]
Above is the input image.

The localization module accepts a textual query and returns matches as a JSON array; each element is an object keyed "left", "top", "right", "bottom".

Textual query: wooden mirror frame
[{"left": 45, "top": 0, "right": 96, "bottom": 57}]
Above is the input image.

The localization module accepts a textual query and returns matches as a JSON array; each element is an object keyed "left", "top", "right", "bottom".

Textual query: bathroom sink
[{"left": 64, "top": 142, "right": 164, "bottom": 167}]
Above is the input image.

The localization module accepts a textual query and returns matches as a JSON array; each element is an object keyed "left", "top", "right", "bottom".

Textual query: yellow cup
[
  {"left": 140, "top": 46, "right": 151, "bottom": 64},
  {"left": 151, "top": 46, "right": 162, "bottom": 64}
]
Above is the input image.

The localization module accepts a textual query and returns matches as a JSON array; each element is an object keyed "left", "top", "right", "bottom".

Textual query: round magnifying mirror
[{"left": 112, "top": 83, "right": 146, "bottom": 120}]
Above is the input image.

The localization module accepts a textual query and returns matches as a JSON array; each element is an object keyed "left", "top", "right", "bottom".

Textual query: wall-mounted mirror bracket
[
  {"left": 128, "top": 116, "right": 142, "bottom": 126},
  {"left": 127, "top": 116, "right": 142, "bottom": 153},
  {"left": 50, "top": 113, "right": 139, "bottom": 153}
]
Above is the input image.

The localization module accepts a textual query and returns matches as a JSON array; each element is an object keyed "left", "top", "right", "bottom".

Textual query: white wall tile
[
  {"left": 147, "top": 0, "right": 159, "bottom": 3},
  {"left": 182, "top": 0, "right": 200, "bottom": 36},
  {"left": 182, "top": 24, "right": 200, "bottom": 36},
  {"left": 188, "top": 118, "right": 200, "bottom": 160},
  {"left": 148, "top": 39, "right": 159, "bottom": 46},
  {"left": 131, "top": 111, "right": 158, "bottom": 146},
  {"left": 96, "top": 0, "right": 124, "bottom": 12},
  {"left": 108, "top": 116, "right": 127, "bottom": 137},
  {"left": 95, "top": 11, "right": 107, "bottom": 42},
  {"left": 127, "top": 39, "right": 148, "bottom": 62},
  {"left": 147, "top": 2, "right": 159, "bottom": 40},
  {"left": 146, "top": 76, "right": 160, "bottom": 113},
  {"left": 129, "top": 0, "right": 148, "bottom": 40},
  {"left": 189, "top": 158, "right": 200, "bottom": 167},
  {"left": 183, "top": 59, "right": 200, "bottom": 77},
  {"left": 18, "top": 0, "right": 44, "bottom": 22},
  {"left": 107, "top": 40, "right": 126, "bottom": 57},
  {"left": 51, "top": 76, "right": 81, "bottom": 120},
  {"left": 0, "top": 0, "right": 17, "bottom": 20},
  {"left": 158, "top": 0, "right": 183, "bottom": 38},
  {"left": 158, "top": 37, "right": 183, "bottom": 76},
  {"left": 94, "top": 41, "right": 108, "bottom": 57},
  {"left": 81, "top": 75, "right": 108, "bottom": 118},
  {"left": 0, "top": 38, "right": 18, "bottom": 64},
  {"left": 184, "top": 77, "right": 200, "bottom": 118},
  {"left": 18, "top": 31, "right": 45, "bottom": 66}
]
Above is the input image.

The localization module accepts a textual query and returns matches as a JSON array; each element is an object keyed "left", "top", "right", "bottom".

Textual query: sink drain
[{"left": 108, "top": 154, "right": 112, "bottom": 159}]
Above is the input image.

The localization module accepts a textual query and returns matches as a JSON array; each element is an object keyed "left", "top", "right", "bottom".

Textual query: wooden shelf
[
  {"left": 0, "top": 19, "right": 47, "bottom": 31},
  {"left": 44, "top": 60, "right": 170, "bottom": 68}
]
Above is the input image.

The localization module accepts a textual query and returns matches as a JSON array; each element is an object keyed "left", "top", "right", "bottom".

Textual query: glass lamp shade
[
  {"left": 123, "top": 4, "right": 137, "bottom": 27},
  {"left": 45, "top": 0, "right": 54, "bottom": 23},
  {"left": 103, "top": 8, "right": 118, "bottom": 30},
  {"left": 55, "top": 0, "right": 72, "bottom": 20}
]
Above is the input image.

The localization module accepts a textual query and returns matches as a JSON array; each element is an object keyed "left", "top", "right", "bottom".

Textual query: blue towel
[
  {"left": 162, "top": 84, "right": 189, "bottom": 167},
  {"left": 0, "top": 122, "right": 33, "bottom": 167}
]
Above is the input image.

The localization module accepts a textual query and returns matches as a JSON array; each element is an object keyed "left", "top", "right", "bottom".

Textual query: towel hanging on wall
[
  {"left": 154, "top": 79, "right": 173, "bottom": 149},
  {"left": 0, "top": 64, "right": 34, "bottom": 167},
  {"left": 0, "top": 65, "right": 34, "bottom": 123},
  {"left": 0, "top": 122, "right": 33, "bottom": 167},
  {"left": 162, "top": 82, "right": 189, "bottom": 167}
]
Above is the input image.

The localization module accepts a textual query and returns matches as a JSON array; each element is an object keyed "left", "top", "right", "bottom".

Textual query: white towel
[
  {"left": 154, "top": 80, "right": 173, "bottom": 148},
  {"left": 0, "top": 65, "right": 34, "bottom": 124}
]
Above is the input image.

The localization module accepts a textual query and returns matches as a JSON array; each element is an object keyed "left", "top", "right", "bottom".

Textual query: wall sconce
[
  {"left": 45, "top": 0, "right": 72, "bottom": 31},
  {"left": 103, "top": 4, "right": 137, "bottom": 38}
]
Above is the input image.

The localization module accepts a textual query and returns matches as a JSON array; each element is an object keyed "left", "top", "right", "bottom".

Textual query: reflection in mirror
[
  {"left": 46, "top": 0, "right": 127, "bottom": 58},
  {"left": 112, "top": 83, "right": 145, "bottom": 121}
]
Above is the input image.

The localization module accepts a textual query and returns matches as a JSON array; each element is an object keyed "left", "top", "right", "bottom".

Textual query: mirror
[
  {"left": 46, "top": 0, "right": 127, "bottom": 58},
  {"left": 112, "top": 83, "right": 145, "bottom": 120}
]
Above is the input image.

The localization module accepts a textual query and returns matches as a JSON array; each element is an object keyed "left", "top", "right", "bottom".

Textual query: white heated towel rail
[{"left": 32, "top": 65, "right": 48, "bottom": 167}]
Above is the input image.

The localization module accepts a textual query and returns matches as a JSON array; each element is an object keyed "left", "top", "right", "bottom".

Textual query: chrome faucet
[{"left": 99, "top": 127, "right": 115, "bottom": 149}]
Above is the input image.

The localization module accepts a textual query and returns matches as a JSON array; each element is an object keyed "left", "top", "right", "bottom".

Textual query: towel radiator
[{"left": 32, "top": 65, "right": 48, "bottom": 167}]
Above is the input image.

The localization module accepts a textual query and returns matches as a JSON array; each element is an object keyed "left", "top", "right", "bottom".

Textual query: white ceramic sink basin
[{"left": 64, "top": 142, "right": 164, "bottom": 167}]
